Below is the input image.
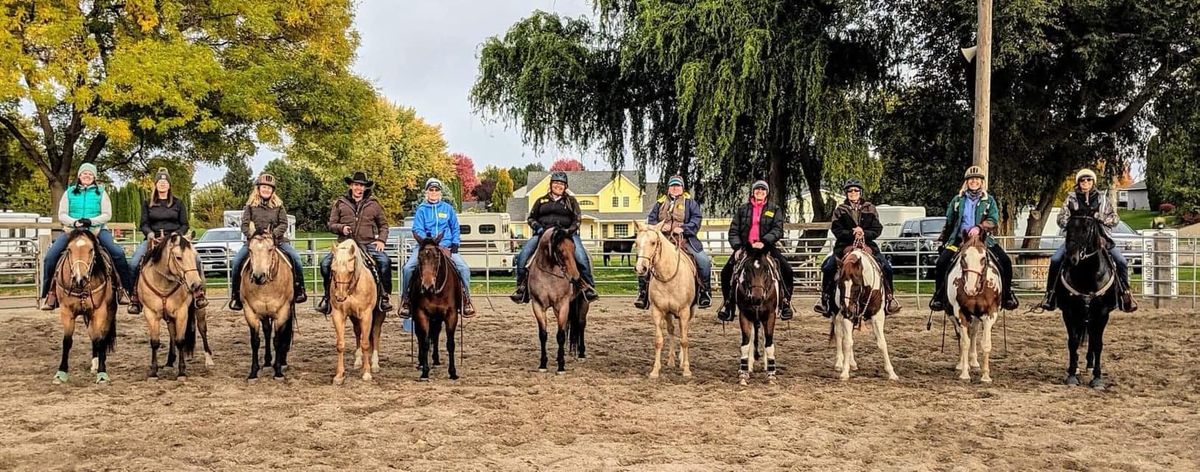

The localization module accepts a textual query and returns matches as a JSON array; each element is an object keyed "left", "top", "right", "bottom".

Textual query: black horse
[{"left": 1057, "top": 215, "right": 1119, "bottom": 389}]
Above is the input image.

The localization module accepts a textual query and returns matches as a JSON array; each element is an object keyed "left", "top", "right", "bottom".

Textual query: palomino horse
[
  {"left": 409, "top": 233, "right": 463, "bottom": 381},
  {"left": 138, "top": 233, "right": 208, "bottom": 381},
  {"left": 1057, "top": 215, "right": 1118, "bottom": 389},
  {"left": 328, "top": 239, "right": 384, "bottom": 385},
  {"left": 634, "top": 221, "right": 697, "bottom": 378},
  {"left": 733, "top": 248, "right": 781, "bottom": 385},
  {"left": 527, "top": 227, "right": 589, "bottom": 373},
  {"left": 943, "top": 233, "right": 1002, "bottom": 382},
  {"left": 51, "top": 230, "right": 118, "bottom": 384},
  {"left": 831, "top": 241, "right": 898, "bottom": 381},
  {"left": 238, "top": 225, "right": 295, "bottom": 381}
]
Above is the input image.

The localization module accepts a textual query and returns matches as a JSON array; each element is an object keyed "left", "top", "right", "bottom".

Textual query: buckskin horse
[
  {"left": 732, "top": 248, "right": 781, "bottom": 385},
  {"left": 237, "top": 225, "right": 295, "bottom": 381},
  {"left": 50, "top": 229, "right": 118, "bottom": 385},
  {"left": 635, "top": 221, "right": 697, "bottom": 378},
  {"left": 328, "top": 239, "right": 384, "bottom": 385},
  {"left": 1057, "top": 215, "right": 1119, "bottom": 389},
  {"left": 409, "top": 233, "right": 463, "bottom": 381},
  {"left": 943, "top": 232, "right": 1002, "bottom": 382},
  {"left": 830, "top": 240, "right": 898, "bottom": 381},
  {"left": 138, "top": 233, "right": 208, "bottom": 381},
  {"left": 526, "top": 227, "right": 589, "bottom": 374}
]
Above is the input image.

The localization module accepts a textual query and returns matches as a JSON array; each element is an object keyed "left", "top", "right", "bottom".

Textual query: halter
[
  {"left": 637, "top": 230, "right": 684, "bottom": 283},
  {"left": 416, "top": 244, "right": 451, "bottom": 296},
  {"left": 957, "top": 244, "right": 993, "bottom": 296}
]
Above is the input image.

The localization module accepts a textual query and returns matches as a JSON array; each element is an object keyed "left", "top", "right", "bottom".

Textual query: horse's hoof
[
  {"left": 272, "top": 375, "right": 286, "bottom": 382},
  {"left": 246, "top": 378, "right": 258, "bottom": 384},
  {"left": 538, "top": 368, "right": 548, "bottom": 373},
  {"left": 353, "top": 362, "right": 363, "bottom": 370},
  {"left": 147, "top": 376, "right": 158, "bottom": 382},
  {"left": 177, "top": 376, "right": 187, "bottom": 382},
  {"left": 839, "top": 373, "right": 850, "bottom": 380},
  {"left": 556, "top": 370, "right": 565, "bottom": 376},
  {"left": 95, "top": 373, "right": 110, "bottom": 385},
  {"left": 1089, "top": 378, "right": 1107, "bottom": 390},
  {"left": 682, "top": 371, "right": 693, "bottom": 378},
  {"left": 739, "top": 378, "right": 748, "bottom": 386},
  {"left": 371, "top": 363, "right": 381, "bottom": 372},
  {"left": 1065, "top": 375, "right": 1080, "bottom": 386},
  {"left": 888, "top": 374, "right": 900, "bottom": 381},
  {"left": 205, "top": 354, "right": 215, "bottom": 367},
  {"left": 52, "top": 371, "right": 69, "bottom": 385},
  {"left": 91, "top": 358, "right": 99, "bottom": 374},
  {"left": 959, "top": 375, "right": 971, "bottom": 382},
  {"left": 417, "top": 376, "right": 430, "bottom": 382},
  {"left": 449, "top": 374, "right": 459, "bottom": 381},
  {"left": 648, "top": 371, "right": 660, "bottom": 379},
  {"left": 333, "top": 376, "right": 345, "bottom": 386},
  {"left": 362, "top": 373, "right": 373, "bottom": 382},
  {"left": 980, "top": 375, "right": 992, "bottom": 383}
]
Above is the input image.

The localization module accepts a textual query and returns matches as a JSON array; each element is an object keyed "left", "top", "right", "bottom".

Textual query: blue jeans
[
  {"left": 41, "top": 229, "right": 133, "bottom": 298},
  {"left": 514, "top": 233, "right": 595, "bottom": 286},
  {"left": 1050, "top": 244, "right": 1129, "bottom": 289},
  {"left": 321, "top": 245, "right": 392, "bottom": 295},
  {"left": 401, "top": 250, "right": 471, "bottom": 299},
  {"left": 229, "top": 242, "right": 304, "bottom": 287},
  {"left": 130, "top": 240, "right": 204, "bottom": 283}
]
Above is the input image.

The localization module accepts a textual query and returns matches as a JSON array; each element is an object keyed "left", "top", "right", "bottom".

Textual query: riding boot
[
  {"left": 293, "top": 281, "right": 308, "bottom": 304},
  {"left": 510, "top": 268, "right": 530, "bottom": 304},
  {"left": 316, "top": 279, "right": 331, "bottom": 315},
  {"left": 813, "top": 275, "right": 837, "bottom": 317},
  {"left": 1002, "top": 288, "right": 1020, "bottom": 311},
  {"left": 634, "top": 275, "right": 649, "bottom": 309},
  {"left": 884, "top": 277, "right": 901, "bottom": 315},
  {"left": 1120, "top": 290, "right": 1138, "bottom": 313},
  {"left": 1039, "top": 261, "right": 1061, "bottom": 311},
  {"left": 928, "top": 277, "right": 947, "bottom": 312},
  {"left": 229, "top": 271, "right": 244, "bottom": 311},
  {"left": 378, "top": 291, "right": 394, "bottom": 313},
  {"left": 116, "top": 287, "right": 130, "bottom": 305},
  {"left": 582, "top": 284, "right": 599, "bottom": 302},
  {"left": 779, "top": 291, "right": 794, "bottom": 321},
  {"left": 461, "top": 289, "right": 477, "bottom": 318},
  {"left": 128, "top": 291, "right": 143, "bottom": 314},
  {"left": 697, "top": 279, "right": 712, "bottom": 309},
  {"left": 399, "top": 296, "right": 411, "bottom": 319},
  {"left": 716, "top": 298, "right": 736, "bottom": 322},
  {"left": 41, "top": 285, "right": 59, "bottom": 311},
  {"left": 193, "top": 287, "right": 210, "bottom": 309}
]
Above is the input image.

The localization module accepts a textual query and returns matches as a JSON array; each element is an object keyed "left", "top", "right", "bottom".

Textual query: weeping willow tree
[{"left": 471, "top": 0, "right": 893, "bottom": 219}]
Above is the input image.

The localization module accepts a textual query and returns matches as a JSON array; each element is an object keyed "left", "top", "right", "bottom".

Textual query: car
[
  {"left": 1039, "top": 220, "right": 1143, "bottom": 270},
  {"left": 881, "top": 217, "right": 946, "bottom": 273},
  {"left": 193, "top": 227, "right": 245, "bottom": 275}
]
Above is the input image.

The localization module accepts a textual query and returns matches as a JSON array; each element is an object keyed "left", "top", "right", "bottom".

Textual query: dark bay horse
[
  {"left": 51, "top": 229, "right": 117, "bottom": 384},
  {"left": 732, "top": 248, "right": 780, "bottom": 385},
  {"left": 410, "top": 233, "right": 462, "bottom": 381},
  {"left": 1058, "top": 215, "right": 1119, "bottom": 389},
  {"left": 527, "top": 227, "right": 589, "bottom": 374}
]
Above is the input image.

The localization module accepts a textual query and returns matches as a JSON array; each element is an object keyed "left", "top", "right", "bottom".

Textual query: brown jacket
[
  {"left": 327, "top": 191, "right": 389, "bottom": 244},
  {"left": 241, "top": 199, "right": 289, "bottom": 242}
]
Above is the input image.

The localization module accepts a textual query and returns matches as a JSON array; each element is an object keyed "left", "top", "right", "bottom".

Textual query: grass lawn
[{"left": 1119, "top": 209, "right": 1160, "bottom": 231}]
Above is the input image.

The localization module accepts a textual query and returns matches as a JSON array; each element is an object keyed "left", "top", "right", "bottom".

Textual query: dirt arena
[{"left": 0, "top": 297, "right": 1196, "bottom": 470}]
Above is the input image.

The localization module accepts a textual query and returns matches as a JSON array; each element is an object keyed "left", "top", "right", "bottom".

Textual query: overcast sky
[{"left": 194, "top": 0, "right": 597, "bottom": 185}]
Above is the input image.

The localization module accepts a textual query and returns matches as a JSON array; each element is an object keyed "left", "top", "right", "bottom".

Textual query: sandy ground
[{"left": 0, "top": 297, "right": 1197, "bottom": 471}]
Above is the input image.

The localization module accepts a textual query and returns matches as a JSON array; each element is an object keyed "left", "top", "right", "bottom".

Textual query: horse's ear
[
  {"left": 634, "top": 221, "right": 645, "bottom": 232},
  {"left": 434, "top": 231, "right": 444, "bottom": 244},
  {"left": 652, "top": 221, "right": 666, "bottom": 232},
  {"left": 184, "top": 231, "right": 193, "bottom": 242}
]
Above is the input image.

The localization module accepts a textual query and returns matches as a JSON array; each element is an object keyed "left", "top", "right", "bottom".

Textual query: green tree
[
  {"left": 0, "top": 0, "right": 373, "bottom": 210},
  {"left": 0, "top": 129, "right": 49, "bottom": 213},
  {"left": 262, "top": 157, "right": 340, "bottom": 232},
  {"left": 508, "top": 162, "right": 545, "bottom": 189},
  {"left": 223, "top": 157, "right": 254, "bottom": 203},
  {"left": 492, "top": 168, "right": 514, "bottom": 213},
  {"left": 472, "top": 2, "right": 892, "bottom": 218},
  {"left": 1145, "top": 67, "right": 1200, "bottom": 212},
  {"left": 191, "top": 181, "right": 237, "bottom": 228}
]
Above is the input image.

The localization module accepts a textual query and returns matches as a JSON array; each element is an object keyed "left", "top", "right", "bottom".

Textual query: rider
[
  {"left": 227, "top": 173, "right": 309, "bottom": 311},
  {"left": 634, "top": 175, "right": 713, "bottom": 310},
  {"left": 716, "top": 180, "right": 795, "bottom": 322},
  {"left": 929, "top": 166, "right": 1020, "bottom": 312},
  {"left": 1038, "top": 169, "right": 1138, "bottom": 312},
  {"left": 317, "top": 171, "right": 393, "bottom": 314},
  {"left": 398, "top": 178, "right": 477, "bottom": 319},
  {"left": 510, "top": 171, "right": 600, "bottom": 303},
  {"left": 814, "top": 179, "right": 901, "bottom": 317},
  {"left": 128, "top": 167, "right": 209, "bottom": 314},
  {"left": 39, "top": 163, "right": 134, "bottom": 311}
]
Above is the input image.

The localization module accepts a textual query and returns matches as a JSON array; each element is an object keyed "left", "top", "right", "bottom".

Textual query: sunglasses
[
  {"left": 1079, "top": 178, "right": 1094, "bottom": 182},
  {"left": 846, "top": 189, "right": 861, "bottom": 193}
]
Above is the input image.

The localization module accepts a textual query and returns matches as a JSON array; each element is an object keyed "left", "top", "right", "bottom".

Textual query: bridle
[
  {"left": 247, "top": 236, "right": 280, "bottom": 285},
  {"left": 417, "top": 244, "right": 451, "bottom": 296},
  {"left": 331, "top": 246, "right": 360, "bottom": 302},
  {"left": 141, "top": 237, "right": 200, "bottom": 307},
  {"left": 637, "top": 229, "right": 683, "bottom": 283}
]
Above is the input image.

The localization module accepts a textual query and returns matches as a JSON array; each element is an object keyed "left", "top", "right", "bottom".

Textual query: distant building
[{"left": 1119, "top": 180, "right": 1149, "bottom": 210}]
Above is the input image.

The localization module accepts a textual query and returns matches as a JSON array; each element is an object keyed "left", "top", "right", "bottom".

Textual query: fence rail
[{"left": 2, "top": 231, "right": 1196, "bottom": 311}]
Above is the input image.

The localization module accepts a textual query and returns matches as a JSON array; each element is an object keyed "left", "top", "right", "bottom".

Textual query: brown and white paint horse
[
  {"left": 943, "top": 233, "right": 1001, "bottom": 383},
  {"left": 831, "top": 243, "right": 898, "bottom": 381},
  {"left": 51, "top": 230, "right": 118, "bottom": 384},
  {"left": 733, "top": 249, "right": 780, "bottom": 385}
]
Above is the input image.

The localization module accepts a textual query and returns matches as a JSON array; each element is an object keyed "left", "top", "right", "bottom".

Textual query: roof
[
  {"left": 1124, "top": 179, "right": 1147, "bottom": 191},
  {"left": 507, "top": 196, "right": 529, "bottom": 223},
  {"left": 527, "top": 171, "right": 642, "bottom": 195}
]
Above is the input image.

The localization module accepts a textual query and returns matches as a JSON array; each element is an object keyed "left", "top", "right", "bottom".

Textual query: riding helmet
[
  {"left": 963, "top": 166, "right": 986, "bottom": 180},
  {"left": 842, "top": 179, "right": 863, "bottom": 192},
  {"left": 550, "top": 171, "right": 569, "bottom": 186}
]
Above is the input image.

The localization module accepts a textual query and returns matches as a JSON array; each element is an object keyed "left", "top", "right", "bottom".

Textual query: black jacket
[
  {"left": 830, "top": 199, "right": 883, "bottom": 255},
  {"left": 140, "top": 195, "right": 189, "bottom": 237},
  {"left": 728, "top": 200, "right": 784, "bottom": 251},
  {"left": 527, "top": 193, "right": 582, "bottom": 234}
]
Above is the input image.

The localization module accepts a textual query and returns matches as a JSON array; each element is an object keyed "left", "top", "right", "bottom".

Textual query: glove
[
  {"left": 77, "top": 218, "right": 92, "bottom": 228},
  {"left": 450, "top": 244, "right": 460, "bottom": 254},
  {"left": 968, "top": 226, "right": 981, "bottom": 237},
  {"left": 534, "top": 226, "right": 545, "bottom": 236}
]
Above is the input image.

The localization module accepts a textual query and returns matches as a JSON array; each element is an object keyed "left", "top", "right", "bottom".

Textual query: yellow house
[{"left": 508, "top": 171, "right": 655, "bottom": 243}]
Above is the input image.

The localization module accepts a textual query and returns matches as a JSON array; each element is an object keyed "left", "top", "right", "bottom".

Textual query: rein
[
  {"left": 56, "top": 249, "right": 107, "bottom": 308},
  {"left": 142, "top": 240, "right": 199, "bottom": 308},
  {"left": 331, "top": 248, "right": 361, "bottom": 302},
  {"left": 638, "top": 230, "right": 683, "bottom": 283}
]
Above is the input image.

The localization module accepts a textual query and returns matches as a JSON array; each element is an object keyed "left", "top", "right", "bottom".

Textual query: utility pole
[{"left": 972, "top": 0, "right": 993, "bottom": 177}]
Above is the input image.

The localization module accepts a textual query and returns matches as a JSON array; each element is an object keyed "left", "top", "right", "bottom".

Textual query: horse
[
  {"left": 238, "top": 225, "right": 295, "bottom": 381},
  {"left": 50, "top": 229, "right": 118, "bottom": 385},
  {"left": 409, "top": 233, "right": 463, "bottom": 381},
  {"left": 602, "top": 236, "right": 636, "bottom": 266},
  {"left": 943, "top": 233, "right": 1002, "bottom": 382},
  {"left": 526, "top": 227, "right": 589, "bottom": 373},
  {"left": 634, "top": 221, "right": 697, "bottom": 378},
  {"left": 830, "top": 241, "right": 898, "bottom": 381},
  {"left": 1058, "top": 215, "right": 1119, "bottom": 389},
  {"left": 732, "top": 248, "right": 781, "bottom": 385},
  {"left": 328, "top": 239, "right": 384, "bottom": 385},
  {"left": 137, "top": 233, "right": 208, "bottom": 381}
]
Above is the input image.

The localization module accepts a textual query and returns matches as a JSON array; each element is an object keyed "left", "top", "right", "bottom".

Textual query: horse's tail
[
  {"left": 181, "top": 302, "right": 197, "bottom": 358},
  {"left": 828, "top": 316, "right": 836, "bottom": 344},
  {"left": 568, "top": 295, "right": 586, "bottom": 355},
  {"left": 105, "top": 285, "right": 118, "bottom": 353}
]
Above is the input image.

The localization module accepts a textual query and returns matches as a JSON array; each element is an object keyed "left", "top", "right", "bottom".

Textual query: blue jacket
[
  {"left": 411, "top": 198, "right": 461, "bottom": 249},
  {"left": 647, "top": 194, "right": 704, "bottom": 253}
]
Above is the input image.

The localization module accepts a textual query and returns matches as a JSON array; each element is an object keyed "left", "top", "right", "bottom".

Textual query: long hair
[
  {"left": 148, "top": 189, "right": 176, "bottom": 208},
  {"left": 958, "top": 179, "right": 989, "bottom": 197},
  {"left": 245, "top": 190, "right": 283, "bottom": 208}
]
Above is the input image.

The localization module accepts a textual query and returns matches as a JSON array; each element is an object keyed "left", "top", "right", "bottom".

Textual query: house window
[
  {"left": 623, "top": 196, "right": 630, "bottom": 207},
  {"left": 1118, "top": 191, "right": 1129, "bottom": 202},
  {"left": 479, "top": 224, "right": 496, "bottom": 235},
  {"left": 614, "top": 223, "right": 629, "bottom": 237},
  {"left": 460, "top": 225, "right": 471, "bottom": 235},
  {"left": 612, "top": 196, "right": 620, "bottom": 207}
]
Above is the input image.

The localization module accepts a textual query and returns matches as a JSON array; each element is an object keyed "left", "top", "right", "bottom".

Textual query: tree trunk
[
  {"left": 768, "top": 147, "right": 788, "bottom": 213},
  {"left": 1021, "top": 176, "right": 1063, "bottom": 249}
]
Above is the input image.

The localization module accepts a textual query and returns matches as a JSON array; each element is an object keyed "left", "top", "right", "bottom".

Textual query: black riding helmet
[
  {"left": 843, "top": 179, "right": 863, "bottom": 193},
  {"left": 550, "top": 171, "right": 569, "bottom": 186}
]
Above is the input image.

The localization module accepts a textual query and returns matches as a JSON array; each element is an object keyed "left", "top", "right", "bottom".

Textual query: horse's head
[
  {"left": 837, "top": 249, "right": 878, "bottom": 319},
  {"left": 739, "top": 251, "right": 773, "bottom": 305},
  {"left": 164, "top": 233, "right": 203, "bottom": 291},
  {"left": 331, "top": 239, "right": 360, "bottom": 300},
  {"left": 1065, "top": 214, "right": 1104, "bottom": 264},
  {"left": 417, "top": 232, "right": 446, "bottom": 293},
  {"left": 957, "top": 237, "right": 994, "bottom": 297},
  {"left": 65, "top": 229, "right": 99, "bottom": 288},
  {"left": 634, "top": 221, "right": 666, "bottom": 277},
  {"left": 247, "top": 226, "right": 277, "bottom": 285}
]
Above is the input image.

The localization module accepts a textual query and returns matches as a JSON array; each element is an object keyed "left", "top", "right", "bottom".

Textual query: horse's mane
[
  {"left": 333, "top": 240, "right": 365, "bottom": 268},
  {"left": 538, "top": 227, "right": 571, "bottom": 268},
  {"left": 148, "top": 233, "right": 192, "bottom": 264},
  {"left": 67, "top": 229, "right": 108, "bottom": 276}
]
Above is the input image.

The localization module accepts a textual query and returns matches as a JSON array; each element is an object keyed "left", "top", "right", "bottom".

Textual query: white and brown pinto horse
[
  {"left": 635, "top": 221, "right": 697, "bottom": 378},
  {"left": 831, "top": 242, "right": 898, "bottom": 381},
  {"left": 733, "top": 248, "right": 781, "bottom": 385},
  {"left": 943, "top": 233, "right": 1001, "bottom": 383},
  {"left": 138, "top": 233, "right": 208, "bottom": 381},
  {"left": 51, "top": 229, "right": 118, "bottom": 384}
]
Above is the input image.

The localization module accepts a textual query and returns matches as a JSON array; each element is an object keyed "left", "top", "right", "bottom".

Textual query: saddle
[{"left": 53, "top": 234, "right": 124, "bottom": 300}]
